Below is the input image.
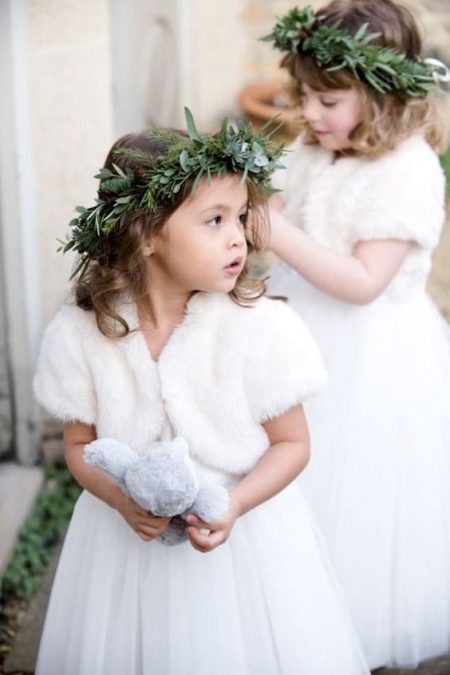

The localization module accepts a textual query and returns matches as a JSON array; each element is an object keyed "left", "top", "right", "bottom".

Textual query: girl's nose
[
  {"left": 229, "top": 222, "right": 246, "bottom": 248},
  {"left": 302, "top": 97, "right": 320, "bottom": 123}
]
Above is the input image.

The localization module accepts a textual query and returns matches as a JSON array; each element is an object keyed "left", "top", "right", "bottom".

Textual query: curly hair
[
  {"left": 281, "top": 0, "right": 445, "bottom": 158},
  {"left": 73, "top": 131, "right": 269, "bottom": 337}
]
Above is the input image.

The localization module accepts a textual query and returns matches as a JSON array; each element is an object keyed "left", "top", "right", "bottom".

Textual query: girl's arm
[
  {"left": 186, "top": 404, "right": 309, "bottom": 553},
  {"left": 64, "top": 422, "right": 170, "bottom": 541},
  {"left": 269, "top": 208, "right": 413, "bottom": 305}
]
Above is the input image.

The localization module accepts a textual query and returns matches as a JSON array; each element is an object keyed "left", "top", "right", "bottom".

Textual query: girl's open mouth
[{"left": 224, "top": 257, "right": 244, "bottom": 276}]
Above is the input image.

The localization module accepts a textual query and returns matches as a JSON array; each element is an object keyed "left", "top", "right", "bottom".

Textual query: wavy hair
[
  {"left": 281, "top": 0, "right": 445, "bottom": 158},
  {"left": 73, "top": 132, "right": 269, "bottom": 337}
]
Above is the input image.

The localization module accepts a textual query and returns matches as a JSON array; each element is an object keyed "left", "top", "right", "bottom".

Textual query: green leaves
[
  {"left": 179, "top": 149, "right": 190, "bottom": 172},
  {"left": 62, "top": 107, "right": 285, "bottom": 278},
  {"left": 184, "top": 106, "right": 201, "bottom": 142},
  {"left": 261, "top": 6, "right": 316, "bottom": 53},
  {"left": 262, "top": 4, "right": 436, "bottom": 98},
  {"left": 0, "top": 464, "right": 81, "bottom": 602}
]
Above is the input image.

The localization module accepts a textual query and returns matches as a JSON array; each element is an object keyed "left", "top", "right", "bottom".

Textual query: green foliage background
[
  {"left": 1, "top": 463, "right": 80, "bottom": 602},
  {"left": 0, "top": 462, "right": 81, "bottom": 663},
  {"left": 440, "top": 148, "right": 450, "bottom": 193}
]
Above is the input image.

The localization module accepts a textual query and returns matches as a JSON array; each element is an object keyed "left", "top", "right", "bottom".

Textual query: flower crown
[
  {"left": 262, "top": 5, "right": 448, "bottom": 97},
  {"left": 62, "top": 108, "right": 284, "bottom": 279}
]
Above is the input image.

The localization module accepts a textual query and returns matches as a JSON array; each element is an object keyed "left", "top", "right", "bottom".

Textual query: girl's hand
[
  {"left": 185, "top": 499, "right": 241, "bottom": 553},
  {"left": 115, "top": 490, "right": 171, "bottom": 542},
  {"left": 268, "top": 194, "right": 285, "bottom": 212}
]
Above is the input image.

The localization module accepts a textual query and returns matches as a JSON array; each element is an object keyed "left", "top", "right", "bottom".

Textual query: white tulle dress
[
  {"left": 269, "top": 134, "right": 450, "bottom": 669},
  {"left": 33, "top": 293, "right": 369, "bottom": 675}
]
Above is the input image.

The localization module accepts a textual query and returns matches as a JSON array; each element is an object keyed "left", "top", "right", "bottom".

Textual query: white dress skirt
[
  {"left": 270, "top": 264, "right": 450, "bottom": 670},
  {"left": 35, "top": 462, "right": 369, "bottom": 674}
]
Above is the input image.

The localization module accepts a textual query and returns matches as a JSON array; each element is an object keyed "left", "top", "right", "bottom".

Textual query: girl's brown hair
[
  {"left": 74, "top": 131, "right": 269, "bottom": 337},
  {"left": 282, "top": 0, "right": 445, "bottom": 157}
]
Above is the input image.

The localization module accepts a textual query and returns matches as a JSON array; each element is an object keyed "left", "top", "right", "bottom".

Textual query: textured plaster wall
[
  {"left": 27, "top": 0, "right": 113, "bottom": 324},
  {"left": 188, "top": 0, "right": 247, "bottom": 129}
]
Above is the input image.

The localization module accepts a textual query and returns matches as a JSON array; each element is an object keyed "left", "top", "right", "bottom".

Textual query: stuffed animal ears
[
  {"left": 166, "top": 436, "right": 189, "bottom": 457},
  {"left": 84, "top": 438, "right": 138, "bottom": 482}
]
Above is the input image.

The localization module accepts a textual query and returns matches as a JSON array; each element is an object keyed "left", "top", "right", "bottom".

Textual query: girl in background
[{"left": 264, "top": 0, "right": 450, "bottom": 669}]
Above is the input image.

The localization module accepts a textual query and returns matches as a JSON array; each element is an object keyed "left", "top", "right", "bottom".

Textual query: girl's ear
[{"left": 142, "top": 240, "right": 154, "bottom": 257}]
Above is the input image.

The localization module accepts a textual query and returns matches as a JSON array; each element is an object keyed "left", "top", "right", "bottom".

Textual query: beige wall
[{"left": 28, "top": 0, "right": 113, "bottom": 324}]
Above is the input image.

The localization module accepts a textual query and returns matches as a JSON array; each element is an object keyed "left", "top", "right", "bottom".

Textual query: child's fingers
[
  {"left": 136, "top": 522, "right": 170, "bottom": 541},
  {"left": 187, "top": 527, "right": 213, "bottom": 552},
  {"left": 185, "top": 514, "right": 210, "bottom": 528},
  {"left": 134, "top": 509, "right": 170, "bottom": 527},
  {"left": 269, "top": 194, "right": 285, "bottom": 211},
  {"left": 129, "top": 499, "right": 168, "bottom": 522},
  {"left": 146, "top": 514, "right": 171, "bottom": 528},
  {"left": 187, "top": 526, "right": 224, "bottom": 553},
  {"left": 138, "top": 531, "right": 153, "bottom": 542},
  {"left": 137, "top": 523, "right": 160, "bottom": 537}
]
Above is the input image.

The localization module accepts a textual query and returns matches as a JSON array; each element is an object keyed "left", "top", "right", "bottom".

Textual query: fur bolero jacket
[
  {"left": 34, "top": 292, "right": 326, "bottom": 484},
  {"left": 273, "top": 134, "right": 446, "bottom": 299}
]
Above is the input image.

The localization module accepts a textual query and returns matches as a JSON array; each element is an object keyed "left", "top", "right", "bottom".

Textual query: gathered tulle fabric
[
  {"left": 270, "top": 264, "right": 450, "bottom": 670},
  {"left": 36, "top": 483, "right": 368, "bottom": 675}
]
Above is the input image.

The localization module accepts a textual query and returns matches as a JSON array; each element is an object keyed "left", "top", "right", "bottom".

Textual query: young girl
[
  {"left": 264, "top": 0, "right": 450, "bottom": 670},
  {"left": 33, "top": 110, "right": 369, "bottom": 674}
]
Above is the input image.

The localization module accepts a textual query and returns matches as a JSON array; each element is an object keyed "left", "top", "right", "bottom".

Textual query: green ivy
[
  {"left": 1, "top": 463, "right": 81, "bottom": 603},
  {"left": 0, "top": 463, "right": 81, "bottom": 665},
  {"left": 440, "top": 148, "right": 450, "bottom": 194}
]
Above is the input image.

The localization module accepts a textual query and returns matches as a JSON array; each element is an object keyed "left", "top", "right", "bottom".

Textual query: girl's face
[
  {"left": 300, "top": 83, "right": 363, "bottom": 152},
  {"left": 146, "top": 173, "right": 248, "bottom": 297}
]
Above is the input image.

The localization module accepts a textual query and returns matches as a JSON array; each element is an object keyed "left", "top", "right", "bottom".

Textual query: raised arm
[
  {"left": 269, "top": 208, "right": 413, "bottom": 304},
  {"left": 186, "top": 404, "right": 310, "bottom": 552},
  {"left": 64, "top": 422, "right": 170, "bottom": 541}
]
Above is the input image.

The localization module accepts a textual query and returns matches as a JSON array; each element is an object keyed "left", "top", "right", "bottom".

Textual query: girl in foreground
[{"left": 34, "top": 110, "right": 368, "bottom": 674}]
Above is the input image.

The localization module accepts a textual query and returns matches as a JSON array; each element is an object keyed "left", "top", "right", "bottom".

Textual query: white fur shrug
[
  {"left": 273, "top": 135, "right": 446, "bottom": 299},
  {"left": 34, "top": 293, "right": 326, "bottom": 483}
]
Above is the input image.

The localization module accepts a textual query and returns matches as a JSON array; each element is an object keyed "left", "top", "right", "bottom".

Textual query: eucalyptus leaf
[
  {"left": 184, "top": 107, "right": 201, "bottom": 142},
  {"left": 179, "top": 150, "right": 190, "bottom": 172}
]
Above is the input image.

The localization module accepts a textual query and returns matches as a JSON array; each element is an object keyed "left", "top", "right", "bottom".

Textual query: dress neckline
[{"left": 118, "top": 292, "right": 226, "bottom": 364}]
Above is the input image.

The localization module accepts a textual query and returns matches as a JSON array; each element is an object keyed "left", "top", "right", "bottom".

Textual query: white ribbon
[{"left": 424, "top": 57, "right": 450, "bottom": 84}]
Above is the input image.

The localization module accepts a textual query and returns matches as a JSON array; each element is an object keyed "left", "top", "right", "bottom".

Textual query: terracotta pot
[{"left": 238, "top": 80, "right": 297, "bottom": 139}]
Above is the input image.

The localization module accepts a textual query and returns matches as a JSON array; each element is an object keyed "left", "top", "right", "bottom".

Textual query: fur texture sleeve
[
  {"left": 33, "top": 306, "right": 97, "bottom": 425},
  {"left": 351, "top": 137, "right": 446, "bottom": 249},
  {"left": 244, "top": 298, "right": 327, "bottom": 423}
]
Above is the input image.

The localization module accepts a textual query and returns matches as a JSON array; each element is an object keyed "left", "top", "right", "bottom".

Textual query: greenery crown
[
  {"left": 262, "top": 5, "right": 439, "bottom": 97},
  {"left": 62, "top": 108, "right": 284, "bottom": 279}
]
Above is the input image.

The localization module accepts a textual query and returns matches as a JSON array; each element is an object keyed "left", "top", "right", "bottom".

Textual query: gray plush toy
[{"left": 84, "top": 436, "right": 229, "bottom": 546}]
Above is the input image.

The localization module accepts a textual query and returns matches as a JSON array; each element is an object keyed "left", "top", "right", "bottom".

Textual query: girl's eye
[
  {"left": 205, "top": 215, "right": 222, "bottom": 227},
  {"left": 321, "top": 99, "right": 338, "bottom": 108},
  {"left": 238, "top": 212, "right": 248, "bottom": 226}
]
